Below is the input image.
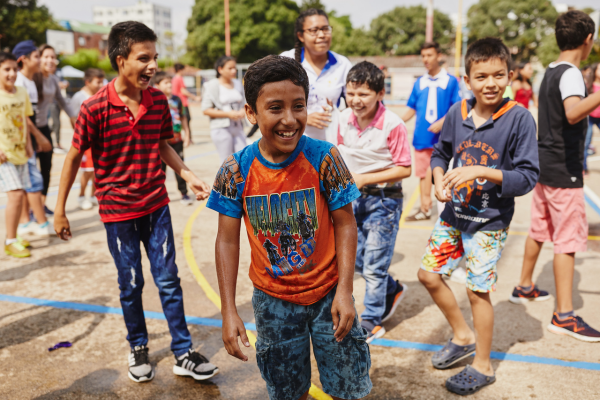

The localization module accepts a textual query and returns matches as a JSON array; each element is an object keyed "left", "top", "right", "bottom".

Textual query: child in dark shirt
[
  {"left": 510, "top": 10, "right": 600, "bottom": 343},
  {"left": 417, "top": 38, "right": 539, "bottom": 395}
]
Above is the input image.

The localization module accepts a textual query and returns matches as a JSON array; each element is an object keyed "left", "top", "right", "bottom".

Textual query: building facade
[{"left": 92, "top": 1, "right": 173, "bottom": 58}]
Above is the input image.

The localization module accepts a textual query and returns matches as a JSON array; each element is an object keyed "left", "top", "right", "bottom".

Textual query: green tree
[
  {"left": 300, "top": 0, "right": 325, "bottom": 12},
  {"left": 0, "top": 0, "right": 63, "bottom": 51},
  {"left": 184, "top": 0, "right": 299, "bottom": 68},
  {"left": 59, "top": 49, "right": 113, "bottom": 73},
  {"left": 328, "top": 12, "right": 382, "bottom": 56},
  {"left": 370, "top": 6, "right": 454, "bottom": 55},
  {"left": 467, "top": 0, "right": 557, "bottom": 61}
]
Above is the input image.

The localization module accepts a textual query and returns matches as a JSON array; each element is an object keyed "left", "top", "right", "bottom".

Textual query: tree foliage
[
  {"left": 370, "top": 6, "right": 454, "bottom": 55},
  {"left": 59, "top": 49, "right": 113, "bottom": 73},
  {"left": 0, "top": 0, "right": 63, "bottom": 51},
  {"left": 467, "top": 0, "right": 557, "bottom": 61},
  {"left": 184, "top": 0, "right": 299, "bottom": 68},
  {"left": 299, "top": 0, "right": 325, "bottom": 12},
  {"left": 328, "top": 12, "right": 382, "bottom": 56}
]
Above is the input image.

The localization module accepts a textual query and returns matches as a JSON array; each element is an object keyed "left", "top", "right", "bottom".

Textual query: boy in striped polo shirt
[{"left": 54, "top": 22, "right": 218, "bottom": 383}]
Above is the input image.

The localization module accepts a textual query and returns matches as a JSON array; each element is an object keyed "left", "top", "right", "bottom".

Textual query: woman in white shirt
[
  {"left": 281, "top": 8, "right": 352, "bottom": 142},
  {"left": 201, "top": 56, "right": 247, "bottom": 161}
]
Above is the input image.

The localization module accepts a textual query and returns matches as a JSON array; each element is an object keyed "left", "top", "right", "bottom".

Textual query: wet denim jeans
[
  {"left": 253, "top": 285, "right": 372, "bottom": 400},
  {"left": 105, "top": 205, "right": 192, "bottom": 356},
  {"left": 353, "top": 193, "right": 403, "bottom": 325}
]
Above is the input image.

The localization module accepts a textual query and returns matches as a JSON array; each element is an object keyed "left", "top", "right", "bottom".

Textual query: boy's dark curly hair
[
  {"left": 347, "top": 61, "right": 385, "bottom": 93},
  {"left": 243, "top": 55, "right": 309, "bottom": 112},
  {"left": 555, "top": 10, "right": 595, "bottom": 51}
]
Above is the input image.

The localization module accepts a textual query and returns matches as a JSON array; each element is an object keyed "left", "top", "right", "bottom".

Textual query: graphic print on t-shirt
[
  {"left": 245, "top": 188, "right": 319, "bottom": 279},
  {"left": 451, "top": 139, "right": 500, "bottom": 222}
]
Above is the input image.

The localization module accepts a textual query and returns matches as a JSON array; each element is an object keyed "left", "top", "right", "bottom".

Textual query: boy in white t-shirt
[{"left": 337, "top": 61, "right": 412, "bottom": 342}]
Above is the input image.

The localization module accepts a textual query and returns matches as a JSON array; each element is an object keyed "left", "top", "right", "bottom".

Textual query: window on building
[{"left": 78, "top": 37, "right": 85, "bottom": 46}]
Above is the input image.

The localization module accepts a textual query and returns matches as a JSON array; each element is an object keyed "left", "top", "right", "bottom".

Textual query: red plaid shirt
[{"left": 72, "top": 79, "right": 174, "bottom": 222}]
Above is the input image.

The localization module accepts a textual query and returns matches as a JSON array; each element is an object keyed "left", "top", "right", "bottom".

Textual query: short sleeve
[
  {"left": 206, "top": 155, "right": 246, "bottom": 218},
  {"left": 200, "top": 84, "right": 215, "bottom": 111},
  {"left": 24, "top": 90, "right": 33, "bottom": 117},
  {"left": 451, "top": 78, "right": 461, "bottom": 105},
  {"left": 160, "top": 102, "right": 174, "bottom": 140},
  {"left": 72, "top": 103, "right": 96, "bottom": 153},
  {"left": 559, "top": 67, "right": 586, "bottom": 100},
  {"left": 406, "top": 80, "right": 419, "bottom": 110},
  {"left": 318, "top": 146, "right": 360, "bottom": 210},
  {"left": 387, "top": 124, "right": 411, "bottom": 166}
]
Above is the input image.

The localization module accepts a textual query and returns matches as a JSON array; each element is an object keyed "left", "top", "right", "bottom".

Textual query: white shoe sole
[
  {"left": 128, "top": 369, "right": 155, "bottom": 383},
  {"left": 366, "top": 327, "right": 386, "bottom": 344},
  {"left": 509, "top": 295, "right": 551, "bottom": 304},
  {"left": 547, "top": 324, "right": 600, "bottom": 342},
  {"left": 173, "top": 365, "right": 219, "bottom": 380},
  {"left": 382, "top": 284, "right": 408, "bottom": 323}
]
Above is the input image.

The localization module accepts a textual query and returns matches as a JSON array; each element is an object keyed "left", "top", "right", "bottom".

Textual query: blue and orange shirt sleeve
[
  {"left": 302, "top": 139, "right": 360, "bottom": 211},
  {"left": 207, "top": 153, "right": 248, "bottom": 218}
]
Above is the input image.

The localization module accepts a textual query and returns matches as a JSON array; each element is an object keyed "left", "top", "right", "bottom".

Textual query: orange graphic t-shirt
[{"left": 207, "top": 136, "right": 360, "bottom": 305}]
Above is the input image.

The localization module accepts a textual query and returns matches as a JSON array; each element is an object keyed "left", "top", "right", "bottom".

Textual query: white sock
[{"left": 5, "top": 238, "right": 18, "bottom": 245}]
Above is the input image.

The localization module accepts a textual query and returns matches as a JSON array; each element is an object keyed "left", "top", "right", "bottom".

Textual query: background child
[
  {"left": 0, "top": 51, "right": 34, "bottom": 257},
  {"left": 208, "top": 55, "right": 371, "bottom": 400},
  {"left": 402, "top": 42, "right": 460, "bottom": 221},
  {"left": 53, "top": 21, "right": 217, "bottom": 383},
  {"left": 12, "top": 40, "right": 54, "bottom": 237},
  {"left": 418, "top": 38, "right": 539, "bottom": 395},
  {"left": 70, "top": 67, "right": 104, "bottom": 210},
  {"left": 511, "top": 11, "right": 600, "bottom": 342},
  {"left": 153, "top": 71, "right": 192, "bottom": 206},
  {"left": 337, "top": 61, "right": 412, "bottom": 342}
]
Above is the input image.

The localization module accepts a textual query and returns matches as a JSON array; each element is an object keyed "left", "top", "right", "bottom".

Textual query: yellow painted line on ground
[
  {"left": 399, "top": 188, "right": 600, "bottom": 241},
  {"left": 183, "top": 202, "right": 332, "bottom": 400},
  {"left": 399, "top": 186, "right": 420, "bottom": 228}
]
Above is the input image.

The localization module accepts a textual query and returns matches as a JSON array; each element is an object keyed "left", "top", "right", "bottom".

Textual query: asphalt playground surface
[{"left": 1, "top": 104, "right": 600, "bottom": 400}]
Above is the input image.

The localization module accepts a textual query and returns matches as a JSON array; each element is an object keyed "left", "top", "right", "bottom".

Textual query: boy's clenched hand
[
  {"left": 222, "top": 311, "right": 250, "bottom": 361},
  {"left": 443, "top": 166, "right": 485, "bottom": 189},
  {"left": 54, "top": 214, "right": 72, "bottom": 240}
]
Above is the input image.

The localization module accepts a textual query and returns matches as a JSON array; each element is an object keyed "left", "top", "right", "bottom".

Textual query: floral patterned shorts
[{"left": 420, "top": 219, "right": 508, "bottom": 292}]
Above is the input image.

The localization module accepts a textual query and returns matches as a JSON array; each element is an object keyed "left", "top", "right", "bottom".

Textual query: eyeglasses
[{"left": 302, "top": 26, "right": 333, "bottom": 36}]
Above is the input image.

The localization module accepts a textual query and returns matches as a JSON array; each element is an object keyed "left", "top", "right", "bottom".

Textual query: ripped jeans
[{"left": 105, "top": 205, "right": 192, "bottom": 356}]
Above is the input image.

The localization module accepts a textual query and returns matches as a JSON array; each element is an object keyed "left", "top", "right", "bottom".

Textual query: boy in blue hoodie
[{"left": 417, "top": 38, "right": 539, "bottom": 395}]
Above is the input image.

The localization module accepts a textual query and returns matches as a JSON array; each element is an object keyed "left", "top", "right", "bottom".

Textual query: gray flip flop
[
  {"left": 445, "top": 365, "right": 496, "bottom": 396},
  {"left": 432, "top": 339, "right": 476, "bottom": 369}
]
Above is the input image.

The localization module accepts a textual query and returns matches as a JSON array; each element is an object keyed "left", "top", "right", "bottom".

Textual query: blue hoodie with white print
[{"left": 431, "top": 98, "right": 540, "bottom": 233}]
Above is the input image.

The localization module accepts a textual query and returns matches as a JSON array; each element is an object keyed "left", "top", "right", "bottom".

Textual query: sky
[{"left": 41, "top": 0, "right": 599, "bottom": 48}]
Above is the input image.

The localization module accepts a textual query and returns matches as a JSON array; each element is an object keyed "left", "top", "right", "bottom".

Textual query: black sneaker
[
  {"left": 547, "top": 313, "right": 600, "bottom": 342},
  {"left": 44, "top": 205, "right": 54, "bottom": 217},
  {"left": 381, "top": 280, "right": 407, "bottom": 323},
  {"left": 361, "top": 320, "right": 386, "bottom": 344},
  {"left": 128, "top": 345, "right": 154, "bottom": 383},
  {"left": 509, "top": 285, "right": 551, "bottom": 304},
  {"left": 173, "top": 349, "right": 219, "bottom": 380}
]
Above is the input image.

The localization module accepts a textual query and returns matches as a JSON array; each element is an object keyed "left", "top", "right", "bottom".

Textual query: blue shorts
[
  {"left": 253, "top": 286, "right": 372, "bottom": 400},
  {"left": 25, "top": 156, "right": 43, "bottom": 193}
]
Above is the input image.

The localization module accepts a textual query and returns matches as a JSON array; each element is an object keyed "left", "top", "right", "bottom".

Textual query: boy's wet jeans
[
  {"left": 353, "top": 192, "right": 402, "bottom": 326},
  {"left": 105, "top": 205, "right": 192, "bottom": 356}
]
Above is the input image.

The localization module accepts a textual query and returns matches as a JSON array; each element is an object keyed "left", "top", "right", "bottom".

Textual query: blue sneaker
[{"left": 44, "top": 205, "right": 54, "bottom": 217}]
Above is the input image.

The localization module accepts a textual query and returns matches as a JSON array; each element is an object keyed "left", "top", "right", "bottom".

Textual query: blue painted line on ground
[
  {"left": 1, "top": 293, "right": 598, "bottom": 372},
  {"left": 584, "top": 193, "right": 600, "bottom": 218}
]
